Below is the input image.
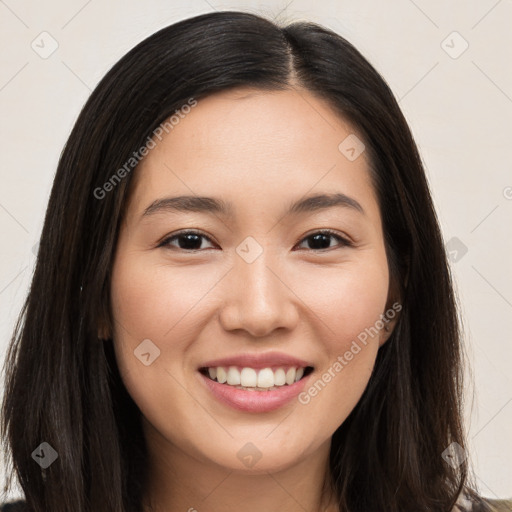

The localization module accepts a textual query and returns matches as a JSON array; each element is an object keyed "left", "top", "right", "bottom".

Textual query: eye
[
  {"left": 158, "top": 229, "right": 352, "bottom": 252},
  {"left": 294, "top": 230, "right": 353, "bottom": 251},
  {"left": 158, "top": 231, "right": 217, "bottom": 251}
]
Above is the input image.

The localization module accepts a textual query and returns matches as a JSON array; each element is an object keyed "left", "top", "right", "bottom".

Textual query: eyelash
[{"left": 157, "top": 229, "right": 353, "bottom": 252}]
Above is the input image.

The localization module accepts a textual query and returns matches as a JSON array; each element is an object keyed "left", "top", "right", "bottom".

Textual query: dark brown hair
[{"left": 1, "top": 10, "right": 484, "bottom": 512}]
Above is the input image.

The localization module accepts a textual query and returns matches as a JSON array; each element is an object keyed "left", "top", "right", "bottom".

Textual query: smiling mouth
[{"left": 199, "top": 365, "right": 314, "bottom": 391}]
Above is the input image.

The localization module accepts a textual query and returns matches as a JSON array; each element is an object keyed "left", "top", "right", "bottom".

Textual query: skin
[{"left": 106, "top": 87, "right": 399, "bottom": 512}]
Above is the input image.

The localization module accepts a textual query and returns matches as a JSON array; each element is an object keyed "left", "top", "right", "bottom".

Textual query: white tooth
[
  {"left": 214, "top": 366, "right": 305, "bottom": 388},
  {"left": 285, "top": 367, "right": 297, "bottom": 385},
  {"left": 257, "top": 368, "right": 275, "bottom": 388},
  {"left": 273, "top": 368, "right": 286, "bottom": 386},
  {"left": 227, "top": 366, "right": 241, "bottom": 385},
  {"left": 216, "top": 366, "right": 227, "bottom": 384},
  {"left": 240, "top": 367, "right": 257, "bottom": 387}
]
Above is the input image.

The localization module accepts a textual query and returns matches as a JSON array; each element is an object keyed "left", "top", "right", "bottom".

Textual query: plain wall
[{"left": 0, "top": 0, "right": 510, "bottom": 502}]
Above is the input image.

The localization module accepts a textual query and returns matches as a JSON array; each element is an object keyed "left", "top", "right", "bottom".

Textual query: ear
[
  {"left": 378, "top": 304, "right": 401, "bottom": 347},
  {"left": 95, "top": 285, "right": 114, "bottom": 340},
  {"left": 98, "top": 326, "right": 111, "bottom": 340},
  {"left": 97, "top": 311, "right": 112, "bottom": 340},
  {"left": 379, "top": 277, "right": 403, "bottom": 347}
]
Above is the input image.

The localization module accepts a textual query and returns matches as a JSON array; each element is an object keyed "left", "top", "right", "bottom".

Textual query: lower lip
[{"left": 198, "top": 371, "right": 312, "bottom": 413}]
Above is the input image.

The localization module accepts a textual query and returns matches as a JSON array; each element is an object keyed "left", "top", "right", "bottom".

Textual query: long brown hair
[{"left": 1, "top": 10, "right": 482, "bottom": 512}]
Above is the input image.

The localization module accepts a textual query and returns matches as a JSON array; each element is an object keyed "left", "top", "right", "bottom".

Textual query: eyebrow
[{"left": 140, "top": 192, "right": 365, "bottom": 221}]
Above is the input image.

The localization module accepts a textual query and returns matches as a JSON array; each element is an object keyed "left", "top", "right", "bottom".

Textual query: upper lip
[{"left": 199, "top": 351, "right": 313, "bottom": 370}]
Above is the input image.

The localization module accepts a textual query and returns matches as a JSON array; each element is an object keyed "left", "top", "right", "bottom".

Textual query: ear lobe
[
  {"left": 379, "top": 267, "right": 405, "bottom": 346},
  {"left": 96, "top": 295, "right": 113, "bottom": 340},
  {"left": 97, "top": 326, "right": 110, "bottom": 340},
  {"left": 97, "top": 316, "right": 112, "bottom": 340},
  {"left": 378, "top": 295, "right": 403, "bottom": 347},
  {"left": 378, "top": 314, "right": 399, "bottom": 347}
]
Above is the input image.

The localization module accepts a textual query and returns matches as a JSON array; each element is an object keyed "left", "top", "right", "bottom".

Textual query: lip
[
  {"left": 198, "top": 369, "right": 313, "bottom": 413},
  {"left": 198, "top": 351, "right": 313, "bottom": 370}
]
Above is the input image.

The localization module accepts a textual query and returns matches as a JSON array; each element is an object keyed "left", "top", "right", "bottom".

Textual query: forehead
[{"left": 125, "top": 87, "right": 378, "bottom": 223}]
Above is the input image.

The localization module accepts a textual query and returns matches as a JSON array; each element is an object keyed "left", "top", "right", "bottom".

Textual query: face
[{"left": 108, "top": 87, "right": 396, "bottom": 475}]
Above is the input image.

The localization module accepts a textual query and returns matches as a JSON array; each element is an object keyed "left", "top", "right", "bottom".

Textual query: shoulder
[
  {"left": 2, "top": 496, "right": 512, "bottom": 512},
  {"left": 0, "top": 500, "right": 27, "bottom": 512},
  {"left": 453, "top": 490, "right": 512, "bottom": 512},
  {"left": 481, "top": 498, "right": 512, "bottom": 512}
]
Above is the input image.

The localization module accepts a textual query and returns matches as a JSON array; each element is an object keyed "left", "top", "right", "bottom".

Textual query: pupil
[
  {"left": 309, "top": 234, "right": 330, "bottom": 250},
  {"left": 179, "top": 234, "right": 201, "bottom": 250}
]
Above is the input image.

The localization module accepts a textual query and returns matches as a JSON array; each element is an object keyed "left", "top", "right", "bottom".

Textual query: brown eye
[
  {"left": 159, "top": 231, "right": 216, "bottom": 251},
  {"left": 295, "top": 231, "right": 352, "bottom": 251},
  {"left": 158, "top": 229, "right": 352, "bottom": 252}
]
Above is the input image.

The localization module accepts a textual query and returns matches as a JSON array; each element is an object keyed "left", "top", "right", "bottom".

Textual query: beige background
[{"left": 0, "top": 0, "right": 511, "bottom": 502}]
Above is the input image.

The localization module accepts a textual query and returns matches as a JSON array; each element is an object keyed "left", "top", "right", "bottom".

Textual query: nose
[{"left": 218, "top": 251, "right": 299, "bottom": 338}]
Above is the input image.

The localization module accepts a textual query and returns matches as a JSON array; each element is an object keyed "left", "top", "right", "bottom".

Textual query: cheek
[
  {"left": 293, "top": 257, "right": 388, "bottom": 423},
  {"left": 296, "top": 256, "right": 389, "bottom": 347},
  {"left": 110, "top": 252, "right": 220, "bottom": 343},
  {"left": 108, "top": 253, "right": 207, "bottom": 422},
  {"left": 108, "top": 250, "right": 227, "bottom": 401}
]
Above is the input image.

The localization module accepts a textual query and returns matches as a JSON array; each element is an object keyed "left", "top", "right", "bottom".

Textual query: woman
[{"left": 1, "top": 10, "right": 510, "bottom": 512}]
